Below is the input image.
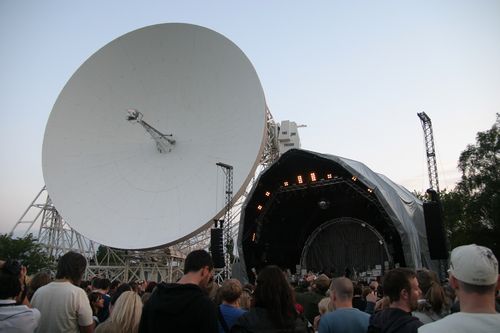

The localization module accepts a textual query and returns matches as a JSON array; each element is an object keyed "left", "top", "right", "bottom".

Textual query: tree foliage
[
  {"left": 0, "top": 234, "right": 54, "bottom": 274},
  {"left": 442, "top": 114, "right": 500, "bottom": 256}
]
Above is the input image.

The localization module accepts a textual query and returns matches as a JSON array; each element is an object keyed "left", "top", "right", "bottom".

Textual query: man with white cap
[{"left": 419, "top": 244, "right": 500, "bottom": 332}]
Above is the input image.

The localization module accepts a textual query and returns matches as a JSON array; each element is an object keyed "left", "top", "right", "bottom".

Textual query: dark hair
[
  {"left": 145, "top": 281, "right": 157, "bottom": 293},
  {"left": 97, "top": 278, "right": 111, "bottom": 290},
  {"left": 0, "top": 261, "right": 22, "bottom": 299},
  {"left": 416, "top": 269, "right": 447, "bottom": 314},
  {"left": 91, "top": 277, "right": 101, "bottom": 289},
  {"left": 254, "top": 265, "right": 297, "bottom": 329},
  {"left": 28, "top": 271, "right": 52, "bottom": 300},
  {"left": 183, "top": 250, "right": 213, "bottom": 273},
  {"left": 382, "top": 268, "right": 416, "bottom": 303},
  {"left": 353, "top": 283, "right": 363, "bottom": 296},
  {"left": 111, "top": 283, "right": 133, "bottom": 305},
  {"left": 110, "top": 279, "right": 121, "bottom": 291},
  {"left": 55, "top": 251, "right": 87, "bottom": 285},
  {"left": 88, "top": 291, "right": 103, "bottom": 315}
]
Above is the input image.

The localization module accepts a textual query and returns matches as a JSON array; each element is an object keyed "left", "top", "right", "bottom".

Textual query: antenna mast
[{"left": 417, "top": 112, "right": 440, "bottom": 192}]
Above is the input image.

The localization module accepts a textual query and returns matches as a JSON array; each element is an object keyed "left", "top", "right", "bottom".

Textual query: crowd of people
[{"left": 0, "top": 244, "right": 499, "bottom": 332}]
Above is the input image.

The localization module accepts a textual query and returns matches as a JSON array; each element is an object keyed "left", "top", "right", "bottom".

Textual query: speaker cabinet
[
  {"left": 423, "top": 201, "right": 448, "bottom": 260},
  {"left": 210, "top": 228, "right": 225, "bottom": 268}
]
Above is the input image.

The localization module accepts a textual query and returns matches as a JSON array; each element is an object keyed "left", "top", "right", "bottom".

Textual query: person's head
[
  {"left": 28, "top": 271, "right": 52, "bottom": 300},
  {"left": 110, "top": 283, "right": 133, "bottom": 306},
  {"left": 56, "top": 251, "right": 87, "bottom": 285},
  {"left": 109, "top": 280, "right": 121, "bottom": 294},
  {"left": 97, "top": 278, "right": 111, "bottom": 292},
  {"left": 318, "top": 297, "right": 332, "bottom": 315},
  {"left": 362, "top": 286, "right": 372, "bottom": 299},
  {"left": 312, "top": 274, "right": 331, "bottom": 295},
  {"left": 382, "top": 268, "right": 421, "bottom": 311},
  {"left": 0, "top": 260, "right": 22, "bottom": 300},
  {"left": 239, "top": 284, "right": 254, "bottom": 310},
  {"left": 183, "top": 249, "right": 214, "bottom": 288},
  {"left": 145, "top": 281, "right": 157, "bottom": 293},
  {"left": 109, "top": 291, "right": 143, "bottom": 333},
  {"left": 91, "top": 277, "right": 101, "bottom": 289},
  {"left": 448, "top": 244, "right": 499, "bottom": 295},
  {"left": 219, "top": 279, "right": 242, "bottom": 304},
  {"left": 254, "top": 265, "right": 297, "bottom": 329},
  {"left": 329, "top": 277, "right": 354, "bottom": 307},
  {"left": 416, "top": 269, "right": 447, "bottom": 314},
  {"left": 88, "top": 291, "right": 104, "bottom": 315},
  {"left": 353, "top": 283, "right": 363, "bottom": 296}
]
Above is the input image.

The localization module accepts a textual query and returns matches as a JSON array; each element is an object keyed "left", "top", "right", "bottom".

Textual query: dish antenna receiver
[{"left": 41, "top": 23, "right": 267, "bottom": 249}]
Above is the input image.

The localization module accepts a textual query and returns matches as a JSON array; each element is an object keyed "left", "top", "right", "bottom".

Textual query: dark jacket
[
  {"left": 295, "top": 291, "right": 325, "bottom": 324},
  {"left": 367, "top": 308, "right": 423, "bottom": 333},
  {"left": 231, "top": 306, "right": 310, "bottom": 333},
  {"left": 138, "top": 282, "right": 218, "bottom": 333}
]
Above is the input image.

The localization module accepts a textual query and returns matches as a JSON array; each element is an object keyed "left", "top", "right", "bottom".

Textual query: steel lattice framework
[{"left": 417, "top": 112, "right": 440, "bottom": 192}]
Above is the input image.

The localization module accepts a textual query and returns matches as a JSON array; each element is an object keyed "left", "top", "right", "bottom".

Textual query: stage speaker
[
  {"left": 210, "top": 228, "right": 225, "bottom": 268},
  {"left": 423, "top": 201, "right": 448, "bottom": 260}
]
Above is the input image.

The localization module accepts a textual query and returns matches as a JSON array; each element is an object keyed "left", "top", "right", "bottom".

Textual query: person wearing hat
[
  {"left": 419, "top": 244, "right": 500, "bottom": 333},
  {"left": 296, "top": 274, "right": 331, "bottom": 325}
]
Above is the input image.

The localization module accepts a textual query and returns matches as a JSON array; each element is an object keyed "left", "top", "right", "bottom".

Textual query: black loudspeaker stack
[
  {"left": 423, "top": 201, "right": 448, "bottom": 260},
  {"left": 210, "top": 228, "right": 225, "bottom": 268}
]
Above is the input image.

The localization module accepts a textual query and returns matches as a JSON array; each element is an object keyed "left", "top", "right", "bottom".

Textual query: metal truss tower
[
  {"left": 417, "top": 112, "right": 440, "bottom": 192},
  {"left": 216, "top": 162, "right": 234, "bottom": 280},
  {"left": 9, "top": 186, "right": 98, "bottom": 261}
]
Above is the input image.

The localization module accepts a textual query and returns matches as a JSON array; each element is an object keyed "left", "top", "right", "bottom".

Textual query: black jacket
[
  {"left": 231, "top": 306, "right": 310, "bottom": 333},
  {"left": 367, "top": 308, "right": 423, "bottom": 333},
  {"left": 138, "top": 282, "right": 218, "bottom": 333}
]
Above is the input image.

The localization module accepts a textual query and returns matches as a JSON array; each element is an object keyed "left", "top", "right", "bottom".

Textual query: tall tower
[{"left": 417, "top": 112, "right": 440, "bottom": 192}]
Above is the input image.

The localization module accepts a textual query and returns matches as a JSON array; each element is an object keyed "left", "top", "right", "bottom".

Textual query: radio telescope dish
[{"left": 42, "top": 23, "right": 266, "bottom": 249}]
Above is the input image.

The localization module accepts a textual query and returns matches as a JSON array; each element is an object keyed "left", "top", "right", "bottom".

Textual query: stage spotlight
[
  {"left": 265, "top": 191, "right": 271, "bottom": 197},
  {"left": 367, "top": 188, "right": 373, "bottom": 193},
  {"left": 378, "top": 240, "right": 384, "bottom": 245},
  {"left": 297, "top": 175, "right": 303, "bottom": 184},
  {"left": 318, "top": 199, "right": 330, "bottom": 210},
  {"left": 284, "top": 181, "right": 289, "bottom": 187},
  {"left": 326, "top": 173, "right": 333, "bottom": 179},
  {"left": 252, "top": 233, "right": 256, "bottom": 242},
  {"left": 352, "top": 176, "right": 358, "bottom": 181},
  {"left": 257, "top": 204, "right": 263, "bottom": 211},
  {"left": 310, "top": 172, "right": 317, "bottom": 182}
]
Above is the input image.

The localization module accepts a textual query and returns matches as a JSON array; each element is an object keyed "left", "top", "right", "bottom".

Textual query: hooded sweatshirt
[
  {"left": 0, "top": 301, "right": 41, "bottom": 333},
  {"left": 367, "top": 308, "right": 423, "bottom": 333},
  {"left": 138, "top": 282, "right": 218, "bottom": 333}
]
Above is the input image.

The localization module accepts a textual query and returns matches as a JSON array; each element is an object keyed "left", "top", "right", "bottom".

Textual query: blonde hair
[
  {"left": 109, "top": 291, "right": 143, "bottom": 333},
  {"left": 318, "top": 297, "right": 332, "bottom": 314}
]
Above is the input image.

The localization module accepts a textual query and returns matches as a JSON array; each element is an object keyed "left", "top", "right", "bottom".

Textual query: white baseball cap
[{"left": 449, "top": 244, "right": 498, "bottom": 286}]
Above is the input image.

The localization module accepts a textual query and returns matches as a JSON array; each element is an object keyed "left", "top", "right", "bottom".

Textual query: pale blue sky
[{"left": 1, "top": 0, "right": 499, "bottom": 234}]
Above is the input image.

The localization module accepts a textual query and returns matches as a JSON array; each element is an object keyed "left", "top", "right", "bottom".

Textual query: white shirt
[
  {"left": 418, "top": 312, "right": 500, "bottom": 333},
  {"left": 31, "top": 281, "right": 93, "bottom": 333},
  {"left": 0, "top": 300, "right": 41, "bottom": 333}
]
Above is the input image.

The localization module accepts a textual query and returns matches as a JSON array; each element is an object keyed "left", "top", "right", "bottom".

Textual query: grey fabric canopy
[{"left": 237, "top": 149, "right": 436, "bottom": 280}]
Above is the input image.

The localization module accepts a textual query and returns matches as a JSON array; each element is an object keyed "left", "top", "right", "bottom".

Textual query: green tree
[
  {"left": 0, "top": 234, "right": 54, "bottom": 274},
  {"left": 445, "top": 114, "right": 500, "bottom": 256}
]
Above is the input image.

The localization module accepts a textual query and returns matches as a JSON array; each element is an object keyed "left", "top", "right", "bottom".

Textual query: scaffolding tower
[{"left": 417, "top": 112, "right": 440, "bottom": 192}]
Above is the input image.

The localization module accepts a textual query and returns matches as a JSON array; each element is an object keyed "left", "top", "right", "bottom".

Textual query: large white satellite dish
[{"left": 42, "top": 23, "right": 266, "bottom": 249}]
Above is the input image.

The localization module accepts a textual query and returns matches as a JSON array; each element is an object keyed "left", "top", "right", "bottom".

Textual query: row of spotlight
[{"left": 256, "top": 172, "right": 375, "bottom": 212}]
